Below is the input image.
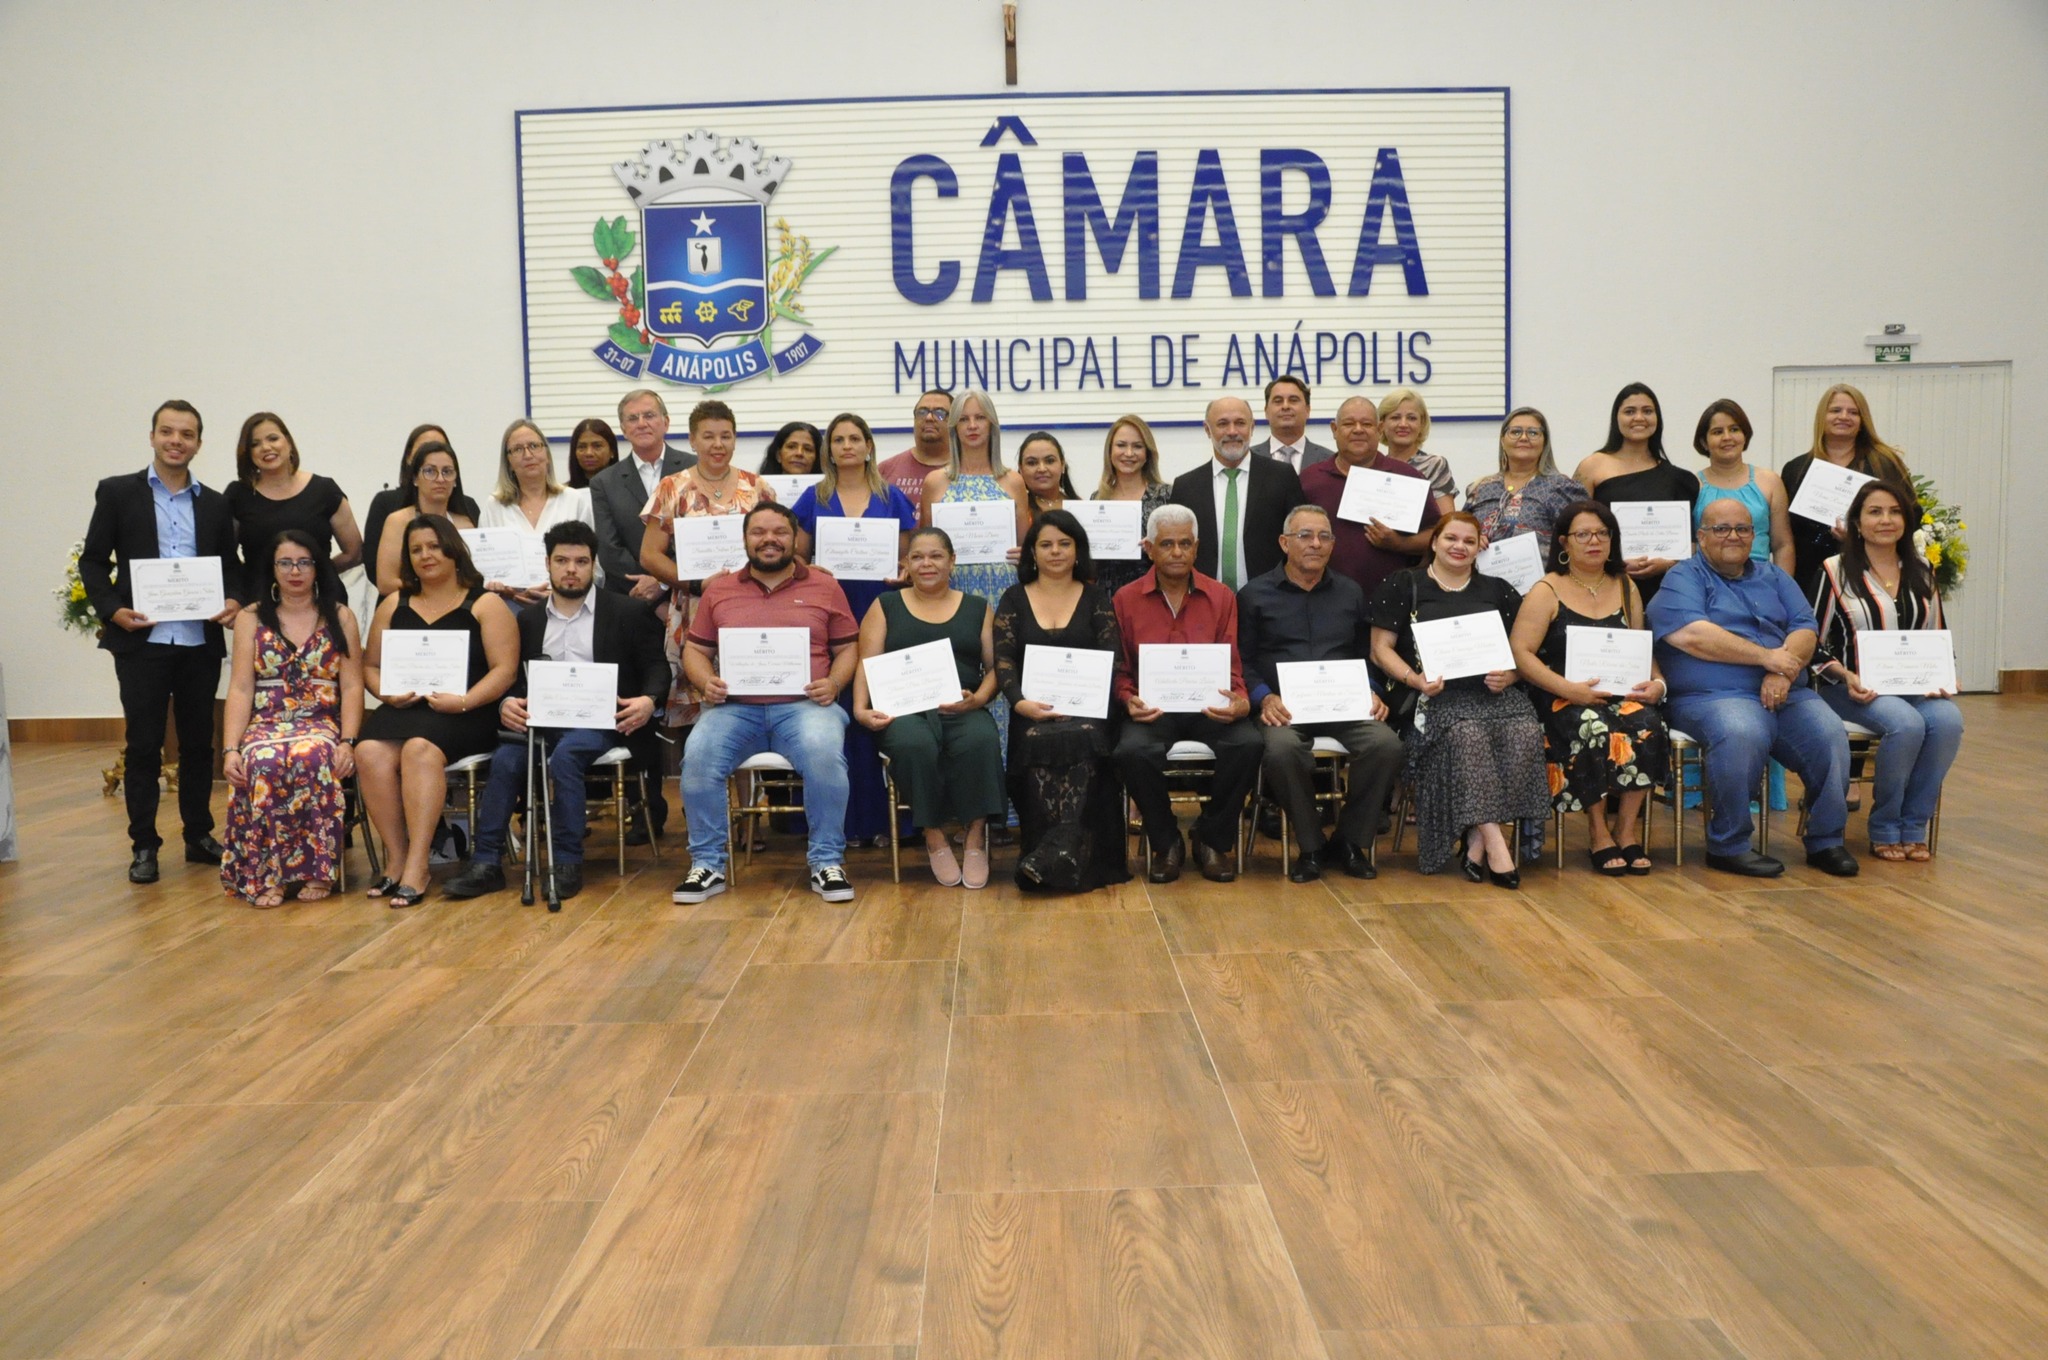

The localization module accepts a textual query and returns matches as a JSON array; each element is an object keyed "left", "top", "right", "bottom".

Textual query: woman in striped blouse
[{"left": 1810, "top": 479, "right": 1963, "bottom": 862}]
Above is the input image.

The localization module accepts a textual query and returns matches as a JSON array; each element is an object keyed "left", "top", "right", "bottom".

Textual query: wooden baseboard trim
[
  {"left": 9, "top": 717, "right": 127, "bottom": 742},
  {"left": 2000, "top": 669, "right": 2048, "bottom": 694}
]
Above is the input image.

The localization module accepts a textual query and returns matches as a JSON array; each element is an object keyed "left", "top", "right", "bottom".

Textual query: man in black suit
[
  {"left": 80, "top": 400, "right": 245, "bottom": 883},
  {"left": 1168, "top": 395, "right": 1304, "bottom": 589},
  {"left": 1249, "top": 375, "right": 1334, "bottom": 475},
  {"left": 592, "top": 387, "right": 694, "bottom": 601},
  {"left": 445, "top": 520, "right": 668, "bottom": 902}
]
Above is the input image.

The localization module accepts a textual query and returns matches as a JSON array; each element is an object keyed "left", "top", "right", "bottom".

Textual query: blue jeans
[
  {"left": 1667, "top": 685, "right": 1850, "bottom": 857},
  {"left": 1819, "top": 686, "right": 1963, "bottom": 843},
  {"left": 682, "top": 699, "right": 849, "bottom": 872},
  {"left": 472, "top": 727, "right": 617, "bottom": 866}
]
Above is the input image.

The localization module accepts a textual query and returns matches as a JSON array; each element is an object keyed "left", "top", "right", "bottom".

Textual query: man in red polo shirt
[
  {"left": 1110, "top": 502, "right": 1263, "bottom": 883},
  {"left": 1300, "top": 395, "right": 1440, "bottom": 600},
  {"left": 674, "top": 502, "right": 860, "bottom": 904}
]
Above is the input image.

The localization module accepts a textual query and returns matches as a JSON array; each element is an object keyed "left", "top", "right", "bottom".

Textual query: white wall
[{"left": 5, "top": 0, "right": 2045, "bottom": 716}]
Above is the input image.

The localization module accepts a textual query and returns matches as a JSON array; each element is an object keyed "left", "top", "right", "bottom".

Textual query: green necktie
[{"left": 1220, "top": 466, "right": 1242, "bottom": 588}]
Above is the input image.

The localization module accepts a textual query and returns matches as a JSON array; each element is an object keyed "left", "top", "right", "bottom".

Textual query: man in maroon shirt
[
  {"left": 675, "top": 502, "right": 861, "bottom": 905},
  {"left": 876, "top": 389, "right": 954, "bottom": 503},
  {"left": 1110, "top": 502, "right": 1263, "bottom": 883},
  {"left": 1301, "top": 395, "right": 1441, "bottom": 600}
]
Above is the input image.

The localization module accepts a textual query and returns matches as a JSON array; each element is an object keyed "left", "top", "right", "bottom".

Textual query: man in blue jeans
[
  {"left": 674, "top": 502, "right": 860, "bottom": 904},
  {"left": 1648, "top": 500, "right": 1855, "bottom": 877},
  {"left": 446, "top": 521, "right": 667, "bottom": 902}
]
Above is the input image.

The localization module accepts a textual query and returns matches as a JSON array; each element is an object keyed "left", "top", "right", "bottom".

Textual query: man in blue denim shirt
[{"left": 1648, "top": 499, "right": 1854, "bottom": 877}]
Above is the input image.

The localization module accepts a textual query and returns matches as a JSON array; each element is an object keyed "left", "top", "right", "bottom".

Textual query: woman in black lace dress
[{"left": 992, "top": 509, "right": 1131, "bottom": 892}]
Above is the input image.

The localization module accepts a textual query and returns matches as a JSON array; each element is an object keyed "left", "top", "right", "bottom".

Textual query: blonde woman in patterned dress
[
  {"left": 637, "top": 399, "right": 772, "bottom": 726},
  {"left": 221, "top": 530, "right": 364, "bottom": 907}
]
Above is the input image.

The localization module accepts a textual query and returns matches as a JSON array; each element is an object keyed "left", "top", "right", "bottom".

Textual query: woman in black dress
[
  {"left": 1571, "top": 383, "right": 1700, "bottom": 603},
  {"left": 1781, "top": 383, "right": 1913, "bottom": 597},
  {"left": 1371, "top": 511, "right": 1549, "bottom": 885},
  {"left": 225, "top": 412, "right": 363, "bottom": 602},
  {"left": 360, "top": 424, "right": 483, "bottom": 582},
  {"left": 992, "top": 509, "right": 1130, "bottom": 892},
  {"left": 357, "top": 514, "right": 518, "bottom": 907},
  {"left": 1509, "top": 500, "right": 1671, "bottom": 875}
]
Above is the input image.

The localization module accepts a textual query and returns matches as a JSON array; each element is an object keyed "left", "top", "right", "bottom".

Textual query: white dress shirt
[
  {"left": 479, "top": 487, "right": 601, "bottom": 585},
  {"left": 631, "top": 450, "right": 664, "bottom": 501},
  {"left": 540, "top": 590, "right": 597, "bottom": 663},
  {"left": 1209, "top": 457, "right": 1251, "bottom": 587}
]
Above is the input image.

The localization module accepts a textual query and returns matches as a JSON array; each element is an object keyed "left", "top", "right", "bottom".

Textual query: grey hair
[
  {"left": 1283, "top": 502, "right": 1331, "bottom": 531},
  {"left": 947, "top": 388, "right": 1006, "bottom": 477},
  {"left": 1146, "top": 502, "right": 1198, "bottom": 540}
]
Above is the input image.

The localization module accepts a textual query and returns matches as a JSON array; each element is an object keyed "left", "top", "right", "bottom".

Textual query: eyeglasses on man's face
[
  {"left": 1704, "top": 524, "right": 1756, "bottom": 539},
  {"left": 1285, "top": 530, "right": 1336, "bottom": 544},
  {"left": 914, "top": 406, "right": 950, "bottom": 419}
]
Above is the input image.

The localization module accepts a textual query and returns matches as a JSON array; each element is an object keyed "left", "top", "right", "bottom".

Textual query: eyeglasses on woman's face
[
  {"left": 1567, "top": 529, "right": 1611, "bottom": 544},
  {"left": 417, "top": 465, "right": 457, "bottom": 481},
  {"left": 275, "top": 557, "right": 316, "bottom": 572}
]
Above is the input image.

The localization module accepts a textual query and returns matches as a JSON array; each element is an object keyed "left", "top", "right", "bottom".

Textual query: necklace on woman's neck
[
  {"left": 1566, "top": 568, "right": 1609, "bottom": 599},
  {"left": 698, "top": 464, "right": 735, "bottom": 499},
  {"left": 1427, "top": 564, "right": 1471, "bottom": 590}
]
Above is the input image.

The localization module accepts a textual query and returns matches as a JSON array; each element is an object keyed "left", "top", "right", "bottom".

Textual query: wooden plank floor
[{"left": 0, "top": 695, "right": 2043, "bottom": 1359}]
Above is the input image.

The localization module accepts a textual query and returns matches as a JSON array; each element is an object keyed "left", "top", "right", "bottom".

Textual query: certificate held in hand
[
  {"left": 1857, "top": 629, "right": 1958, "bottom": 696},
  {"left": 863, "top": 640, "right": 960, "bottom": 717},
  {"left": 1020, "top": 645, "right": 1114, "bottom": 719},
  {"left": 1335, "top": 465, "right": 1431, "bottom": 532},
  {"left": 1276, "top": 659, "right": 1374, "bottom": 723},
  {"left": 673, "top": 514, "right": 747, "bottom": 580},
  {"left": 460, "top": 528, "right": 548, "bottom": 588},
  {"left": 128, "top": 556, "right": 224, "bottom": 623},
  {"left": 930, "top": 500, "right": 1016, "bottom": 565},
  {"left": 527, "top": 661, "right": 619, "bottom": 728},
  {"left": 1069, "top": 500, "right": 1143, "bottom": 560},
  {"left": 760, "top": 474, "right": 815, "bottom": 508},
  {"left": 1410, "top": 611, "right": 1516, "bottom": 682},
  {"left": 1138, "top": 643, "right": 1233, "bottom": 713},
  {"left": 718, "top": 627, "right": 812, "bottom": 697},
  {"left": 1788, "top": 459, "right": 1875, "bottom": 527},
  {"left": 1612, "top": 501, "right": 1693, "bottom": 561},
  {"left": 1563, "top": 625, "right": 1653, "bottom": 695},
  {"left": 813, "top": 517, "right": 898, "bottom": 581},
  {"left": 1475, "top": 533, "right": 1545, "bottom": 594},
  {"left": 379, "top": 629, "right": 469, "bottom": 697}
]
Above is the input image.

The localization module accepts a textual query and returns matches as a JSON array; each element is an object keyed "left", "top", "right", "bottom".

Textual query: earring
[{"left": 271, "top": 583, "right": 282, "bottom": 602}]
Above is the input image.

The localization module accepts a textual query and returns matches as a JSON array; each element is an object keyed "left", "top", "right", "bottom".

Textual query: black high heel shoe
[
  {"left": 1460, "top": 853, "right": 1486, "bottom": 883},
  {"left": 1489, "top": 866, "right": 1520, "bottom": 889}
]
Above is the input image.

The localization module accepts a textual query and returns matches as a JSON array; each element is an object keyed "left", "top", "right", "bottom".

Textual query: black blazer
[
  {"left": 79, "top": 470, "right": 245, "bottom": 657},
  {"left": 1167, "top": 455, "right": 1305, "bottom": 583},
  {"left": 507, "top": 591, "right": 669, "bottom": 711},
  {"left": 591, "top": 445, "right": 695, "bottom": 592}
]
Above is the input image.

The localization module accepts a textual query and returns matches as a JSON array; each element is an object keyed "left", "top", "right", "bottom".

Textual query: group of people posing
[{"left": 80, "top": 374, "right": 1961, "bottom": 907}]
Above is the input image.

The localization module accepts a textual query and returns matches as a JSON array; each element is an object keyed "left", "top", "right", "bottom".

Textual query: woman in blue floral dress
[{"left": 221, "top": 530, "right": 365, "bottom": 906}]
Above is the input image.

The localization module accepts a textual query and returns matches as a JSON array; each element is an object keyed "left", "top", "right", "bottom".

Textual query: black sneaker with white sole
[
  {"left": 672, "top": 865, "right": 727, "bottom": 904},
  {"left": 810, "top": 864, "right": 855, "bottom": 902}
]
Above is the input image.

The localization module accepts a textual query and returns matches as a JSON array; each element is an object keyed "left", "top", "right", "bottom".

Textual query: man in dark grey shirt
[{"left": 1237, "top": 503, "right": 1404, "bottom": 881}]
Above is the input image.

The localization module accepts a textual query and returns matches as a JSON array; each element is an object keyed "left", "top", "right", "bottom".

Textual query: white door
[{"left": 1769, "top": 363, "right": 2009, "bottom": 692}]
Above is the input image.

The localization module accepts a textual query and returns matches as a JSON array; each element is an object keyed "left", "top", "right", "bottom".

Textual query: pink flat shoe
[
  {"left": 962, "top": 836, "right": 990, "bottom": 890},
  {"left": 927, "top": 843, "right": 963, "bottom": 887}
]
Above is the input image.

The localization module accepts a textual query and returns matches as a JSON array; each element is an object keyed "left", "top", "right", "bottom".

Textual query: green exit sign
[{"left": 1874, "top": 344, "right": 1913, "bottom": 363}]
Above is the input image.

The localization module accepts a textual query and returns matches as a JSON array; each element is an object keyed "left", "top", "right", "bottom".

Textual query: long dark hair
[
  {"left": 1597, "top": 382, "right": 1668, "bottom": 462},
  {"left": 567, "top": 417, "right": 618, "bottom": 489},
  {"left": 760, "top": 420, "right": 822, "bottom": 475},
  {"left": 1548, "top": 499, "right": 1625, "bottom": 576},
  {"left": 1018, "top": 507, "right": 1095, "bottom": 584},
  {"left": 396, "top": 513, "right": 486, "bottom": 596},
  {"left": 1018, "top": 431, "right": 1079, "bottom": 516},
  {"left": 401, "top": 440, "right": 469, "bottom": 510},
  {"left": 257, "top": 529, "right": 354, "bottom": 652},
  {"left": 1838, "top": 479, "right": 1932, "bottom": 610},
  {"left": 397, "top": 424, "right": 448, "bottom": 489}
]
